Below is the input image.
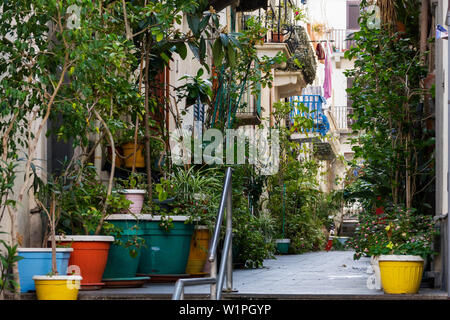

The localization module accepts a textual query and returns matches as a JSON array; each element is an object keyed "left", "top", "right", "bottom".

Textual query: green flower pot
[
  {"left": 137, "top": 215, "right": 194, "bottom": 275},
  {"left": 102, "top": 216, "right": 144, "bottom": 279},
  {"left": 275, "top": 239, "right": 290, "bottom": 254}
]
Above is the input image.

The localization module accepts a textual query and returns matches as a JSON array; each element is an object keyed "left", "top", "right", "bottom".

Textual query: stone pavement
[{"left": 74, "top": 250, "right": 447, "bottom": 300}]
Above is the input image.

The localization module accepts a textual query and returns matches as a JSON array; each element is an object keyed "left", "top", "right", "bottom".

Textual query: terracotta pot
[
  {"left": 271, "top": 32, "right": 284, "bottom": 42},
  {"left": 54, "top": 235, "right": 114, "bottom": 290}
]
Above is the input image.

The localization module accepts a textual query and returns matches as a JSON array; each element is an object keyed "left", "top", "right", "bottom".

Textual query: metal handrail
[{"left": 172, "top": 167, "right": 234, "bottom": 300}]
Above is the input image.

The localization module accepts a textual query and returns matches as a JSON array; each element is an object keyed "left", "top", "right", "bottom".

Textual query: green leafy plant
[
  {"left": 0, "top": 232, "right": 23, "bottom": 299},
  {"left": 176, "top": 68, "right": 213, "bottom": 107},
  {"left": 116, "top": 172, "right": 148, "bottom": 190},
  {"left": 152, "top": 166, "right": 222, "bottom": 231},
  {"left": 48, "top": 164, "right": 132, "bottom": 236}
]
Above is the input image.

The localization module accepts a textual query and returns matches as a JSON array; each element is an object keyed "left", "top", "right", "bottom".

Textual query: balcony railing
[
  {"left": 325, "top": 29, "right": 356, "bottom": 52},
  {"left": 331, "top": 106, "right": 355, "bottom": 130},
  {"left": 239, "top": 0, "right": 300, "bottom": 54},
  {"left": 289, "top": 95, "right": 330, "bottom": 136}
]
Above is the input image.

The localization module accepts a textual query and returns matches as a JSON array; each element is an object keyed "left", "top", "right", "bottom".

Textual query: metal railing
[
  {"left": 326, "top": 29, "right": 356, "bottom": 52},
  {"left": 172, "top": 167, "right": 234, "bottom": 300},
  {"left": 331, "top": 106, "right": 355, "bottom": 130},
  {"left": 239, "top": 1, "right": 299, "bottom": 53},
  {"left": 289, "top": 95, "right": 330, "bottom": 136}
]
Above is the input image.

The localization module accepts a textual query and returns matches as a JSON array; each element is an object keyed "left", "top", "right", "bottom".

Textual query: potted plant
[
  {"left": 118, "top": 124, "right": 146, "bottom": 169},
  {"left": 136, "top": 176, "right": 194, "bottom": 279},
  {"left": 31, "top": 176, "right": 82, "bottom": 300},
  {"left": 275, "top": 184, "right": 290, "bottom": 254},
  {"left": 348, "top": 205, "right": 438, "bottom": 294},
  {"left": 52, "top": 165, "right": 131, "bottom": 290},
  {"left": 101, "top": 213, "right": 149, "bottom": 287},
  {"left": 137, "top": 167, "right": 221, "bottom": 279},
  {"left": 16, "top": 195, "right": 74, "bottom": 293},
  {"left": 115, "top": 172, "right": 147, "bottom": 215}
]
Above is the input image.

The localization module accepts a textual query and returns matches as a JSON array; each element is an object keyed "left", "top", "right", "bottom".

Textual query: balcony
[
  {"left": 289, "top": 94, "right": 339, "bottom": 160},
  {"left": 325, "top": 29, "right": 356, "bottom": 53},
  {"left": 289, "top": 95, "right": 330, "bottom": 137},
  {"left": 239, "top": 0, "right": 300, "bottom": 55},
  {"left": 330, "top": 106, "right": 355, "bottom": 131}
]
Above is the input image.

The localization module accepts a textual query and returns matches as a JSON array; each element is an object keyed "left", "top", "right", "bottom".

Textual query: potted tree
[
  {"left": 31, "top": 176, "right": 82, "bottom": 300},
  {"left": 52, "top": 165, "right": 131, "bottom": 290},
  {"left": 118, "top": 124, "right": 146, "bottom": 169}
]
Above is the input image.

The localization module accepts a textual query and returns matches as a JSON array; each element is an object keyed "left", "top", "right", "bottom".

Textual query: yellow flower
[
  {"left": 386, "top": 242, "right": 394, "bottom": 249},
  {"left": 385, "top": 225, "right": 391, "bottom": 231}
]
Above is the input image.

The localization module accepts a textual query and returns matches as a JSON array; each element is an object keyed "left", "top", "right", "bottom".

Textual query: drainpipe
[{"left": 447, "top": 0, "right": 450, "bottom": 298}]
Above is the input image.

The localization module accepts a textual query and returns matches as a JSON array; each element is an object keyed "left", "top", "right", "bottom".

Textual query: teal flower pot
[
  {"left": 102, "top": 216, "right": 144, "bottom": 279},
  {"left": 275, "top": 239, "right": 290, "bottom": 254},
  {"left": 137, "top": 215, "right": 194, "bottom": 275}
]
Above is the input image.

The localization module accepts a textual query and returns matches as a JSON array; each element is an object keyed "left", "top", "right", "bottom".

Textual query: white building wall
[{"left": 436, "top": 0, "right": 449, "bottom": 218}]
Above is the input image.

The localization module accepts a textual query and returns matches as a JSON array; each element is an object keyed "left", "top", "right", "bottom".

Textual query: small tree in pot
[{"left": 32, "top": 175, "right": 82, "bottom": 300}]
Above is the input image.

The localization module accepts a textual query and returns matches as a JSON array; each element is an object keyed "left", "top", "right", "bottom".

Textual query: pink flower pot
[{"left": 121, "top": 189, "right": 146, "bottom": 214}]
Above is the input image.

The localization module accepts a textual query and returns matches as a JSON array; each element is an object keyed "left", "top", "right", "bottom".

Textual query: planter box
[
  {"left": 379, "top": 255, "right": 424, "bottom": 294},
  {"left": 135, "top": 215, "right": 195, "bottom": 275},
  {"left": 17, "top": 248, "right": 73, "bottom": 293},
  {"left": 54, "top": 235, "right": 114, "bottom": 290}
]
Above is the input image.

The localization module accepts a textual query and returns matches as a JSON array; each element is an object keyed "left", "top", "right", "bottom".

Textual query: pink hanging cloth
[{"left": 323, "top": 42, "right": 333, "bottom": 100}]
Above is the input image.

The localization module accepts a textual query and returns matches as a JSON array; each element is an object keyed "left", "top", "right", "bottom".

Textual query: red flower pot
[{"left": 54, "top": 235, "right": 114, "bottom": 290}]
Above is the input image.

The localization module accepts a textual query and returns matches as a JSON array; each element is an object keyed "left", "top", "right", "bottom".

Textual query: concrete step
[{"left": 18, "top": 290, "right": 449, "bottom": 300}]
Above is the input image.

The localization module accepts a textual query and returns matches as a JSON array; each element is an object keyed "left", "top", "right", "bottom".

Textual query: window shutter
[{"left": 347, "top": 2, "right": 360, "bottom": 30}]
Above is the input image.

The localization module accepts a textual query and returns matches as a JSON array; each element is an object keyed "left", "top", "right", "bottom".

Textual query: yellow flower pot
[
  {"left": 122, "top": 142, "right": 145, "bottom": 168},
  {"left": 33, "top": 275, "right": 82, "bottom": 300},
  {"left": 185, "top": 226, "right": 211, "bottom": 275},
  {"left": 379, "top": 255, "right": 424, "bottom": 294}
]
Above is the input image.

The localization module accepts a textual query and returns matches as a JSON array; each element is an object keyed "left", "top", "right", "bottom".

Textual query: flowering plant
[
  {"left": 291, "top": 6, "right": 307, "bottom": 22},
  {"left": 346, "top": 205, "right": 438, "bottom": 260}
]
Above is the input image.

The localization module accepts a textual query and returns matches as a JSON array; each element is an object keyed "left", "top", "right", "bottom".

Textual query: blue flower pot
[{"left": 17, "top": 248, "right": 73, "bottom": 292}]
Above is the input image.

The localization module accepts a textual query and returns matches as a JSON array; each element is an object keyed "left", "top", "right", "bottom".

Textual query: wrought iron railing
[{"left": 239, "top": 0, "right": 300, "bottom": 54}]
